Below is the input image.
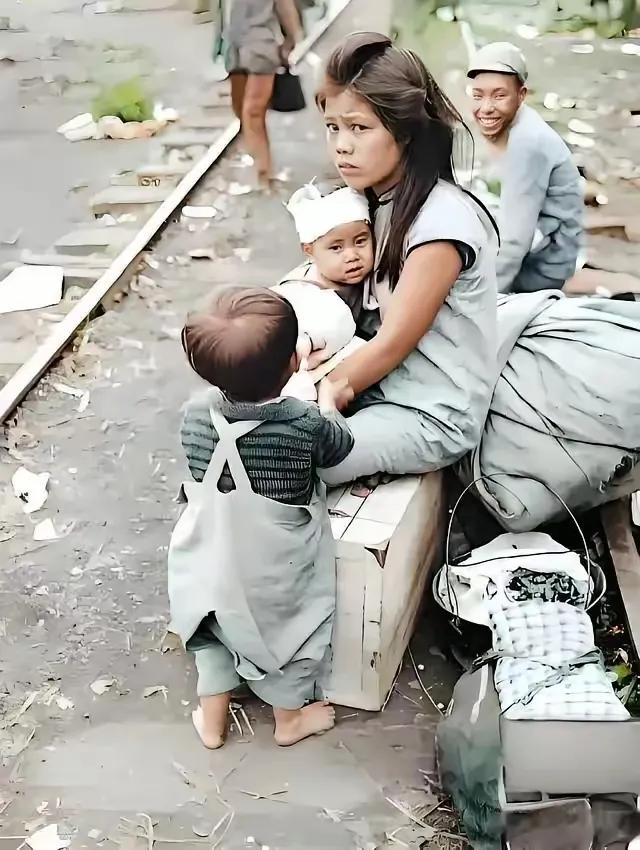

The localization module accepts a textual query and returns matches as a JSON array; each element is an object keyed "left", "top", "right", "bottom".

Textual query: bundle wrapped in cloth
[
  {"left": 459, "top": 291, "right": 640, "bottom": 532},
  {"left": 488, "top": 601, "right": 629, "bottom": 721}
]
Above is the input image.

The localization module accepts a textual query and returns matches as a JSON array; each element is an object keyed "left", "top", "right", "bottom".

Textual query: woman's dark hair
[
  {"left": 318, "top": 31, "right": 468, "bottom": 289},
  {"left": 181, "top": 286, "right": 298, "bottom": 402}
]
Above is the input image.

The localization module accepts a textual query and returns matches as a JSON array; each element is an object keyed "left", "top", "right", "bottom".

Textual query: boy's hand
[
  {"left": 318, "top": 377, "right": 353, "bottom": 413},
  {"left": 306, "top": 345, "right": 332, "bottom": 371}
]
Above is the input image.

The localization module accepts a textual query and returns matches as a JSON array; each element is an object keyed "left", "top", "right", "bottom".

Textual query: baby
[
  {"left": 274, "top": 182, "right": 374, "bottom": 378},
  {"left": 169, "top": 286, "right": 354, "bottom": 749}
]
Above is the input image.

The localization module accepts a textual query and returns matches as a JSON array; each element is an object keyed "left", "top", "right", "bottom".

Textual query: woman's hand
[
  {"left": 275, "top": 0, "right": 303, "bottom": 64},
  {"left": 330, "top": 242, "right": 462, "bottom": 396},
  {"left": 279, "top": 39, "right": 294, "bottom": 65},
  {"left": 318, "top": 377, "right": 354, "bottom": 413}
]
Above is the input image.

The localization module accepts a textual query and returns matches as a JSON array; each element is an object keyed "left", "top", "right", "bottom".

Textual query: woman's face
[{"left": 324, "top": 89, "right": 403, "bottom": 195}]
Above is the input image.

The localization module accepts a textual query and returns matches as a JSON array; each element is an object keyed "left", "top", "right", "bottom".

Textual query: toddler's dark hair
[{"left": 182, "top": 286, "right": 298, "bottom": 402}]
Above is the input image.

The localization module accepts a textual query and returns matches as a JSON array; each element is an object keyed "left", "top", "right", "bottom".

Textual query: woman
[
  {"left": 317, "top": 32, "right": 499, "bottom": 485},
  {"left": 225, "top": 0, "right": 303, "bottom": 189}
]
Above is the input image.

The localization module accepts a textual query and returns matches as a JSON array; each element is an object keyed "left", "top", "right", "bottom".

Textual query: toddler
[
  {"left": 169, "top": 286, "right": 354, "bottom": 748},
  {"left": 274, "top": 182, "right": 374, "bottom": 374}
]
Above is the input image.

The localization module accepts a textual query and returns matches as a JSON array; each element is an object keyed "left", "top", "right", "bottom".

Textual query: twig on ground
[
  {"left": 229, "top": 704, "right": 242, "bottom": 736},
  {"left": 385, "top": 797, "right": 435, "bottom": 834},
  {"left": 139, "top": 812, "right": 154, "bottom": 850},
  {"left": 394, "top": 688, "right": 422, "bottom": 709},
  {"left": 408, "top": 646, "right": 444, "bottom": 716},
  {"left": 381, "top": 665, "right": 402, "bottom": 712},
  {"left": 208, "top": 771, "right": 236, "bottom": 850},
  {"left": 238, "top": 788, "right": 289, "bottom": 804},
  {"left": 239, "top": 706, "right": 254, "bottom": 736}
]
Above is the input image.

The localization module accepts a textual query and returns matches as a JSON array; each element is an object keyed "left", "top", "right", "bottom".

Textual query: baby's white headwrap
[{"left": 286, "top": 181, "right": 370, "bottom": 245}]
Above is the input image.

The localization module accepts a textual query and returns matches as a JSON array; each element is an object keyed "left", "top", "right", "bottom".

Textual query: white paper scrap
[{"left": 0, "top": 266, "right": 63, "bottom": 315}]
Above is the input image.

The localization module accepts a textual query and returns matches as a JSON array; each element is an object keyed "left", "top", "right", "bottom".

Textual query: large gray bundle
[{"left": 459, "top": 291, "right": 640, "bottom": 532}]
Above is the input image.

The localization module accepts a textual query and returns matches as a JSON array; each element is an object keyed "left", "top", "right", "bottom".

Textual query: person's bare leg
[
  {"left": 192, "top": 692, "right": 231, "bottom": 749},
  {"left": 273, "top": 701, "right": 336, "bottom": 747},
  {"left": 230, "top": 72, "right": 247, "bottom": 121},
  {"left": 242, "top": 73, "right": 275, "bottom": 188}
]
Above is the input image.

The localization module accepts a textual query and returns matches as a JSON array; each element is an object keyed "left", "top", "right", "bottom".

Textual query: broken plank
[
  {"left": 180, "top": 111, "right": 232, "bottom": 130},
  {"left": 601, "top": 499, "right": 640, "bottom": 657},
  {"left": 20, "top": 251, "right": 112, "bottom": 269},
  {"left": 160, "top": 129, "right": 222, "bottom": 150},
  {"left": 89, "top": 185, "right": 171, "bottom": 216},
  {"left": 54, "top": 226, "right": 137, "bottom": 256}
]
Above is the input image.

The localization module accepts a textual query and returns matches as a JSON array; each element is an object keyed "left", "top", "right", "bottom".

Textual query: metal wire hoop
[{"left": 443, "top": 473, "right": 604, "bottom": 618}]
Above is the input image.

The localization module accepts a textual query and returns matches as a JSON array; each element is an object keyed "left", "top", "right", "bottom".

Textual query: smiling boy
[{"left": 468, "top": 42, "right": 583, "bottom": 294}]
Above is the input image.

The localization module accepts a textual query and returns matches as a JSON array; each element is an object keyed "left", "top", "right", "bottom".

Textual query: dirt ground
[{"left": 0, "top": 2, "right": 466, "bottom": 849}]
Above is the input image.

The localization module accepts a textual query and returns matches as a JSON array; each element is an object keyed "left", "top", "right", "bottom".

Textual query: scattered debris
[
  {"left": 52, "top": 382, "right": 90, "bottom": 417},
  {"left": 238, "top": 787, "right": 288, "bottom": 804},
  {"left": 77, "top": 391, "right": 91, "bottom": 413},
  {"left": 12, "top": 467, "right": 50, "bottom": 514},
  {"left": 568, "top": 118, "right": 594, "bottom": 135},
  {"left": 566, "top": 132, "right": 595, "bottom": 149},
  {"left": 33, "top": 518, "right": 60, "bottom": 542},
  {"left": 153, "top": 103, "right": 179, "bottom": 123},
  {"left": 0, "top": 228, "right": 22, "bottom": 246},
  {"left": 384, "top": 798, "right": 436, "bottom": 841},
  {"left": 0, "top": 265, "right": 63, "bottom": 314},
  {"left": 26, "top": 824, "right": 70, "bottom": 850},
  {"left": 142, "top": 685, "right": 168, "bottom": 700},
  {"left": 232, "top": 154, "right": 254, "bottom": 168},
  {"left": 172, "top": 761, "right": 196, "bottom": 787},
  {"left": 57, "top": 112, "right": 97, "bottom": 142},
  {"left": 55, "top": 696, "right": 75, "bottom": 711},
  {"left": 227, "top": 182, "right": 252, "bottom": 196},
  {"left": 182, "top": 205, "right": 218, "bottom": 219},
  {"left": 233, "top": 248, "right": 252, "bottom": 263},
  {"left": 188, "top": 248, "right": 216, "bottom": 260},
  {"left": 571, "top": 43, "right": 594, "bottom": 54},
  {"left": 192, "top": 821, "right": 213, "bottom": 838},
  {"left": 229, "top": 702, "right": 255, "bottom": 737},
  {"left": 159, "top": 631, "right": 182, "bottom": 653},
  {"left": 97, "top": 115, "right": 165, "bottom": 140},
  {"left": 90, "top": 677, "right": 117, "bottom": 695},
  {"left": 515, "top": 23, "right": 538, "bottom": 39}
]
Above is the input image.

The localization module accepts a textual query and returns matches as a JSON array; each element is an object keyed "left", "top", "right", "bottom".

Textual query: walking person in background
[
  {"left": 225, "top": 0, "right": 303, "bottom": 189},
  {"left": 468, "top": 42, "right": 583, "bottom": 294}
]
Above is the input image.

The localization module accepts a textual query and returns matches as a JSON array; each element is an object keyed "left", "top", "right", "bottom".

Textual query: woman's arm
[
  {"left": 329, "top": 242, "right": 462, "bottom": 403},
  {"left": 274, "top": 0, "right": 303, "bottom": 55}
]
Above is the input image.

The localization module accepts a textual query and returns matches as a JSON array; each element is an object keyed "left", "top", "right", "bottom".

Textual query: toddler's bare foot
[
  {"left": 273, "top": 701, "right": 336, "bottom": 747},
  {"left": 192, "top": 693, "right": 231, "bottom": 750}
]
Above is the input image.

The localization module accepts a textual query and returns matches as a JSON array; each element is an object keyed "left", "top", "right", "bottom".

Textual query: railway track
[{"left": 0, "top": 0, "right": 352, "bottom": 424}]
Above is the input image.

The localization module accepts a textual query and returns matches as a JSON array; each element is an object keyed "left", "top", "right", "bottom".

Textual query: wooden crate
[{"left": 325, "top": 472, "right": 445, "bottom": 711}]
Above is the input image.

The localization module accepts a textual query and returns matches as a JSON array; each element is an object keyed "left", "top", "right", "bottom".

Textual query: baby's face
[{"left": 307, "top": 220, "right": 373, "bottom": 286}]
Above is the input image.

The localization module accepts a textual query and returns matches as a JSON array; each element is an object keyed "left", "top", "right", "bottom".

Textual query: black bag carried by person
[{"left": 271, "top": 66, "right": 306, "bottom": 112}]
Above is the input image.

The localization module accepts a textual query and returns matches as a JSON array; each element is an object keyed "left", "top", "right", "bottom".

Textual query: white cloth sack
[
  {"left": 458, "top": 291, "right": 640, "bottom": 532},
  {"left": 272, "top": 280, "right": 356, "bottom": 357},
  {"left": 434, "top": 532, "right": 590, "bottom": 626}
]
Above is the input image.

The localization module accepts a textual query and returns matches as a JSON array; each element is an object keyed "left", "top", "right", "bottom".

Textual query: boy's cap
[
  {"left": 286, "top": 181, "right": 370, "bottom": 245},
  {"left": 467, "top": 42, "right": 528, "bottom": 84}
]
